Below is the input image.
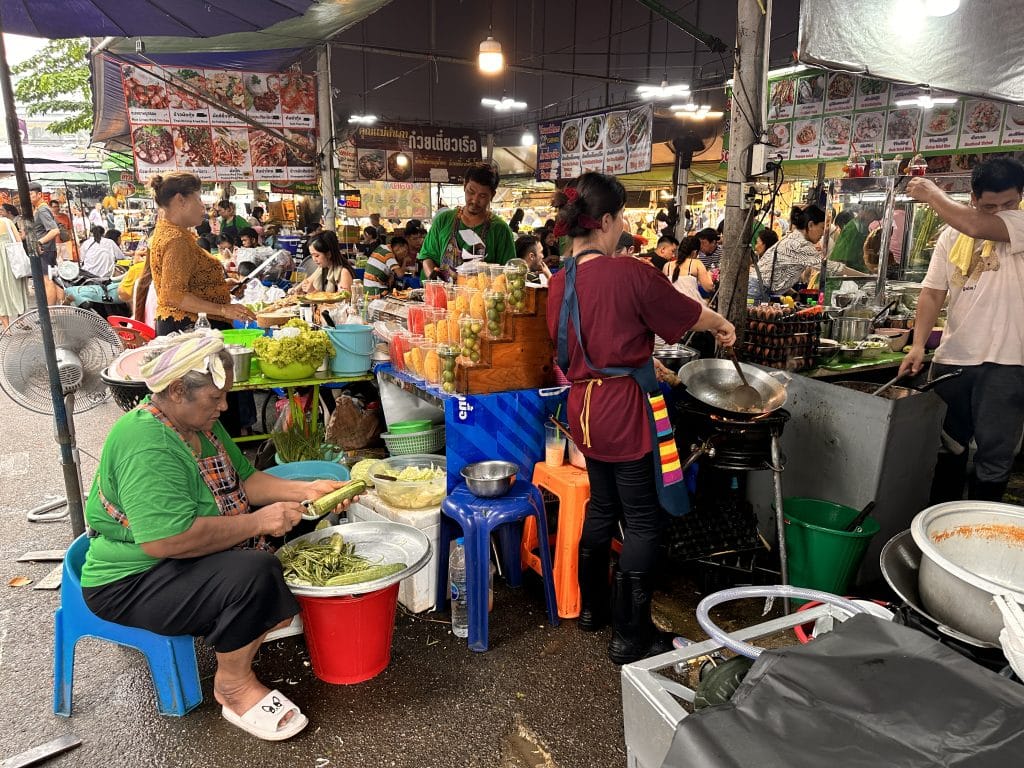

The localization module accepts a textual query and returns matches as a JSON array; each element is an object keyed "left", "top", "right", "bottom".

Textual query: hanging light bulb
[
  {"left": 478, "top": 36, "right": 504, "bottom": 74},
  {"left": 521, "top": 132, "right": 534, "bottom": 146}
]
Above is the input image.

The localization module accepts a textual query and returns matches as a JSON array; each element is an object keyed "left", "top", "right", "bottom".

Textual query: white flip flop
[
  {"left": 221, "top": 689, "right": 308, "bottom": 741},
  {"left": 263, "top": 614, "right": 304, "bottom": 643}
]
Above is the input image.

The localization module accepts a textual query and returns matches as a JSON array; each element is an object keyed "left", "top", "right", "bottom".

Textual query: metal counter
[{"left": 747, "top": 371, "right": 946, "bottom": 584}]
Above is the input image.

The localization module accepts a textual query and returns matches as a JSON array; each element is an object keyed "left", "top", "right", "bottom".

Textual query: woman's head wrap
[{"left": 140, "top": 330, "right": 227, "bottom": 393}]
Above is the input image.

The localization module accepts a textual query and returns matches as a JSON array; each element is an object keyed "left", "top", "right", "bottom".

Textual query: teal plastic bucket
[
  {"left": 265, "top": 460, "right": 350, "bottom": 481},
  {"left": 327, "top": 325, "right": 374, "bottom": 375}
]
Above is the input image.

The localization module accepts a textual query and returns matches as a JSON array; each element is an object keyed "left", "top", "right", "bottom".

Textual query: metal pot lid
[{"left": 279, "top": 521, "right": 432, "bottom": 597}]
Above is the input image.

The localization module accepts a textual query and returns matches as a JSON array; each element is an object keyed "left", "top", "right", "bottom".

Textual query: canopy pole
[
  {"left": 718, "top": 0, "right": 767, "bottom": 333},
  {"left": 318, "top": 44, "right": 336, "bottom": 232},
  {"left": 0, "top": 14, "right": 86, "bottom": 537}
]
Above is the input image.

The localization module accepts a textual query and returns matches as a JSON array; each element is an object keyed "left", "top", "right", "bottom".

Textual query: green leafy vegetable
[{"left": 253, "top": 318, "right": 332, "bottom": 369}]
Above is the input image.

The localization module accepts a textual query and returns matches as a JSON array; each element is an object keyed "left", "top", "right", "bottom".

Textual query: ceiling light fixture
[
  {"left": 895, "top": 94, "right": 957, "bottom": 108},
  {"left": 521, "top": 132, "right": 535, "bottom": 146},
  {"left": 478, "top": 36, "right": 504, "bottom": 74},
  {"left": 637, "top": 79, "right": 690, "bottom": 101},
  {"left": 924, "top": 0, "right": 960, "bottom": 16},
  {"left": 482, "top": 96, "right": 527, "bottom": 112},
  {"left": 348, "top": 114, "right": 378, "bottom": 125},
  {"left": 671, "top": 102, "right": 723, "bottom": 120}
]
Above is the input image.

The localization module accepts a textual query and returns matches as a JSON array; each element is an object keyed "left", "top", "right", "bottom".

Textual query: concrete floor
[{"left": 3, "top": 381, "right": 1020, "bottom": 768}]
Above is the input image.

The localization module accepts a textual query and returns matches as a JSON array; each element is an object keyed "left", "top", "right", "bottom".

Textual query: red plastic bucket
[{"left": 296, "top": 583, "right": 400, "bottom": 684}]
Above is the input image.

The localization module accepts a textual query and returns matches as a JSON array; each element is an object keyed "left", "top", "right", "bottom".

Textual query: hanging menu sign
[
  {"left": 346, "top": 181, "right": 432, "bottom": 219},
  {"left": 535, "top": 121, "right": 561, "bottom": 181},
  {"left": 334, "top": 123, "right": 482, "bottom": 184},
  {"left": 625, "top": 105, "right": 653, "bottom": 174},
  {"left": 537, "top": 105, "right": 652, "bottom": 180},
  {"left": 754, "top": 67, "right": 1024, "bottom": 164},
  {"left": 959, "top": 99, "right": 1005, "bottom": 149},
  {"left": 120, "top": 64, "right": 318, "bottom": 184},
  {"left": 560, "top": 119, "right": 582, "bottom": 178}
]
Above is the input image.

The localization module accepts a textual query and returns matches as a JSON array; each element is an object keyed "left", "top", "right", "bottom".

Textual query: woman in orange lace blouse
[{"left": 148, "top": 173, "right": 255, "bottom": 335}]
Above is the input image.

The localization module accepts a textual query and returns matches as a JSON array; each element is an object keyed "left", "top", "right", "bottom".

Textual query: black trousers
[
  {"left": 83, "top": 549, "right": 299, "bottom": 654},
  {"left": 582, "top": 453, "right": 663, "bottom": 573}
]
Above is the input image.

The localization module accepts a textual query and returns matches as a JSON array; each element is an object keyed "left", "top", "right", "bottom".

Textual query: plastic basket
[
  {"left": 381, "top": 425, "right": 445, "bottom": 455},
  {"left": 101, "top": 368, "right": 150, "bottom": 412}
]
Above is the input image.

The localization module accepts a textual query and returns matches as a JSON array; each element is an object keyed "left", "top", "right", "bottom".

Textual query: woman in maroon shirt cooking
[{"left": 547, "top": 172, "right": 736, "bottom": 664}]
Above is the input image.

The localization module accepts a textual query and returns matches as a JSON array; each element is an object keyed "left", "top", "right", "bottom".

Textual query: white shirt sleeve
[
  {"left": 995, "top": 210, "right": 1024, "bottom": 255},
  {"left": 922, "top": 226, "right": 956, "bottom": 291}
]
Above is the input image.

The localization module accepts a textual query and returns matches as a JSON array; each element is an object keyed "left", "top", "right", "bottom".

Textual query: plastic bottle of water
[
  {"left": 449, "top": 537, "right": 468, "bottom": 638},
  {"left": 194, "top": 312, "right": 211, "bottom": 331}
]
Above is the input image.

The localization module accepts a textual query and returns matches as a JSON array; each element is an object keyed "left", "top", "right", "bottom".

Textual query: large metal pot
[
  {"left": 653, "top": 343, "right": 699, "bottom": 373},
  {"left": 677, "top": 358, "right": 789, "bottom": 415},
  {"left": 911, "top": 501, "right": 1024, "bottom": 645},
  {"left": 879, "top": 530, "right": 996, "bottom": 648},
  {"left": 832, "top": 316, "right": 873, "bottom": 343}
]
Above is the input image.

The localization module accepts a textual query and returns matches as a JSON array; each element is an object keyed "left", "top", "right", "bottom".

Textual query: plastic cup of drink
[{"left": 545, "top": 423, "right": 565, "bottom": 467}]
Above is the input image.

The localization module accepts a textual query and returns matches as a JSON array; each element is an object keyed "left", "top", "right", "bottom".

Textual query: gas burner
[{"left": 675, "top": 395, "right": 790, "bottom": 471}]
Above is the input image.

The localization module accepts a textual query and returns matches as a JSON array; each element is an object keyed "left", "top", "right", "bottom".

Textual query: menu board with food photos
[
  {"left": 121, "top": 64, "right": 317, "bottom": 183},
  {"left": 534, "top": 105, "right": 653, "bottom": 181},
  {"left": 334, "top": 123, "right": 482, "bottom": 184},
  {"left": 347, "top": 181, "right": 431, "bottom": 220},
  {"left": 762, "top": 67, "right": 1024, "bottom": 163}
]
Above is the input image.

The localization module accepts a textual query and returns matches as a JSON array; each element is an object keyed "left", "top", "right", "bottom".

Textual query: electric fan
[{"left": 0, "top": 306, "right": 123, "bottom": 525}]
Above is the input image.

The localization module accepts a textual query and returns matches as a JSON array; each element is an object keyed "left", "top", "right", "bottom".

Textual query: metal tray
[{"left": 279, "top": 521, "right": 432, "bottom": 597}]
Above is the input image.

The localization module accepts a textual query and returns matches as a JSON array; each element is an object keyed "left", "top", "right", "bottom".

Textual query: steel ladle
[{"left": 725, "top": 347, "right": 763, "bottom": 412}]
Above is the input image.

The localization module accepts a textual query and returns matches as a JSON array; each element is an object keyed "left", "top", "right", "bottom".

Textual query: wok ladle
[{"left": 725, "top": 347, "right": 763, "bottom": 412}]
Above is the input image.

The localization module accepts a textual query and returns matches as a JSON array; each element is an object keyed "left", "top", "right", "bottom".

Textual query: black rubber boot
[
  {"left": 607, "top": 570, "right": 676, "bottom": 665},
  {"left": 967, "top": 475, "right": 1008, "bottom": 502},
  {"left": 929, "top": 450, "right": 969, "bottom": 504},
  {"left": 577, "top": 546, "right": 610, "bottom": 631}
]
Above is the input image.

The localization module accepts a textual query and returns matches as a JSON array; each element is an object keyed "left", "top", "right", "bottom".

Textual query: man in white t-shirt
[{"left": 900, "top": 158, "right": 1024, "bottom": 502}]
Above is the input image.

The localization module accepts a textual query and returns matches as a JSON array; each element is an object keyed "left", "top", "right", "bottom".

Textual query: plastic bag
[
  {"left": 326, "top": 393, "right": 383, "bottom": 451},
  {"left": 5, "top": 241, "right": 31, "bottom": 279}
]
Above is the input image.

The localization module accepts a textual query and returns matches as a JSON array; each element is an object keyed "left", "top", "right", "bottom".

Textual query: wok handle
[
  {"left": 915, "top": 368, "right": 963, "bottom": 392},
  {"left": 768, "top": 370, "right": 792, "bottom": 386}
]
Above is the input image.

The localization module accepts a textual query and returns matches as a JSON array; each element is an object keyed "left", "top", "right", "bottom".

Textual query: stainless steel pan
[{"left": 677, "top": 358, "right": 790, "bottom": 415}]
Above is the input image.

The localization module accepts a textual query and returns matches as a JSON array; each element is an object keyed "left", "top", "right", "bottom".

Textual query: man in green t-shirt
[
  {"left": 418, "top": 162, "right": 515, "bottom": 279},
  {"left": 215, "top": 200, "right": 251, "bottom": 240}
]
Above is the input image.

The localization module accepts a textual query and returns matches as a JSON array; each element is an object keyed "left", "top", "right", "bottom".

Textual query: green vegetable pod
[
  {"left": 304, "top": 481, "right": 367, "bottom": 517},
  {"left": 323, "top": 562, "right": 406, "bottom": 586}
]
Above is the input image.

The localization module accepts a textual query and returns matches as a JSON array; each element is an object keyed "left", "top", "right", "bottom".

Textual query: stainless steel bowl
[
  {"left": 461, "top": 461, "right": 518, "bottom": 497},
  {"left": 653, "top": 343, "right": 699, "bottom": 373},
  {"left": 911, "top": 501, "right": 1024, "bottom": 644}
]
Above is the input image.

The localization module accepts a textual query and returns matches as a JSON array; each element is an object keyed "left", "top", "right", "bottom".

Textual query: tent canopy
[
  {"left": 0, "top": 0, "right": 315, "bottom": 39},
  {"left": 798, "top": 0, "right": 1024, "bottom": 104}
]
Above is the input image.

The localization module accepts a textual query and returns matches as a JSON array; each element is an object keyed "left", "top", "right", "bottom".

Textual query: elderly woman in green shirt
[{"left": 81, "top": 332, "right": 357, "bottom": 742}]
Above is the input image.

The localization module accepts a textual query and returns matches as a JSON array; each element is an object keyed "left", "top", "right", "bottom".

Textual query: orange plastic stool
[{"left": 521, "top": 462, "right": 591, "bottom": 618}]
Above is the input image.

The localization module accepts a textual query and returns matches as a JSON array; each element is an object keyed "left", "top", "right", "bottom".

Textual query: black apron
[{"left": 556, "top": 251, "right": 690, "bottom": 517}]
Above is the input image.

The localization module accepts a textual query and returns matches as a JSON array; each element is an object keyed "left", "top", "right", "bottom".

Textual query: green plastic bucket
[{"left": 782, "top": 497, "right": 880, "bottom": 596}]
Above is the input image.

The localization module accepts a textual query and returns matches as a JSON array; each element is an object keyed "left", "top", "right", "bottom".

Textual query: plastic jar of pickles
[
  {"left": 389, "top": 330, "right": 412, "bottom": 371},
  {"left": 456, "top": 262, "right": 483, "bottom": 287},
  {"left": 459, "top": 316, "right": 484, "bottom": 365},
  {"left": 407, "top": 304, "right": 429, "bottom": 337},
  {"left": 402, "top": 335, "right": 427, "bottom": 380},
  {"left": 483, "top": 290, "right": 507, "bottom": 339},
  {"left": 504, "top": 259, "right": 529, "bottom": 313},
  {"left": 424, "top": 279, "right": 449, "bottom": 309},
  {"left": 450, "top": 285, "right": 479, "bottom": 320},
  {"left": 438, "top": 344, "right": 460, "bottom": 394}
]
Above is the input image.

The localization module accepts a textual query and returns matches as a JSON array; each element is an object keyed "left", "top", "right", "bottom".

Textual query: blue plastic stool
[
  {"left": 438, "top": 479, "right": 560, "bottom": 652},
  {"left": 53, "top": 535, "right": 202, "bottom": 717}
]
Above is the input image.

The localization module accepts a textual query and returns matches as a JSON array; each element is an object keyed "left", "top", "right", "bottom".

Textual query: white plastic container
[{"left": 347, "top": 489, "right": 441, "bottom": 613}]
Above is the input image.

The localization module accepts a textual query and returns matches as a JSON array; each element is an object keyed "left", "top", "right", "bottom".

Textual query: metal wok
[{"left": 677, "top": 358, "right": 789, "bottom": 415}]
